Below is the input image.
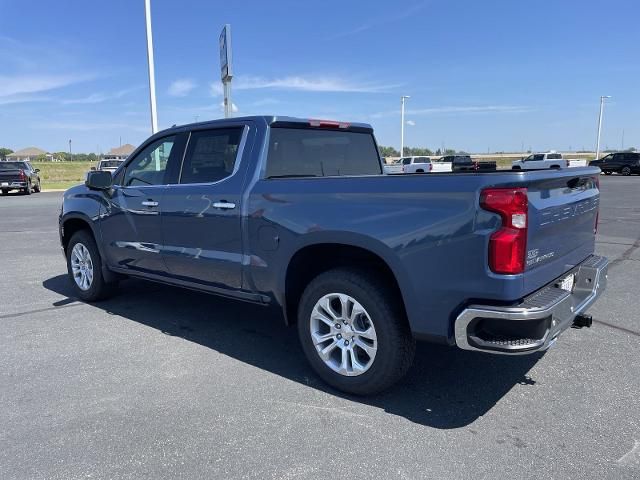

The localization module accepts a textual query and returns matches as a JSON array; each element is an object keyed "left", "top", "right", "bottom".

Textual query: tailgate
[
  {"left": 524, "top": 169, "right": 599, "bottom": 291},
  {"left": 0, "top": 170, "right": 22, "bottom": 181}
]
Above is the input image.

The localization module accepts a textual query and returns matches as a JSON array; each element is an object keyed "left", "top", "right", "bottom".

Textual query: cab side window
[
  {"left": 179, "top": 128, "right": 243, "bottom": 184},
  {"left": 122, "top": 136, "right": 176, "bottom": 187}
]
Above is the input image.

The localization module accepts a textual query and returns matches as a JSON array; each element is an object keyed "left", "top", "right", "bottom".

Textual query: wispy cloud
[
  {"left": 232, "top": 75, "right": 398, "bottom": 93},
  {"left": 250, "top": 98, "right": 280, "bottom": 107},
  {"left": 371, "top": 105, "right": 533, "bottom": 118},
  {"left": 60, "top": 86, "right": 143, "bottom": 105},
  {"left": 328, "top": 1, "right": 429, "bottom": 39},
  {"left": 168, "top": 79, "right": 196, "bottom": 97},
  {"left": 0, "top": 74, "right": 93, "bottom": 98},
  {"left": 405, "top": 120, "right": 416, "bottom": 126}
]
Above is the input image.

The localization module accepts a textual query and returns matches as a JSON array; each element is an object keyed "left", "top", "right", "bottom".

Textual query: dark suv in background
[
  {"left": 0, "top": 161, "right": 42, "bottom": 195},
  {"left": 590, "top": 152, "right": 640, "bottom": 176}
]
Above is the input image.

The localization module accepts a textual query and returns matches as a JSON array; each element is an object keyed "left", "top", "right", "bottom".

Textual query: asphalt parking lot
[{"left": 1, "top": 176, "right": 639, "bottom": 479}]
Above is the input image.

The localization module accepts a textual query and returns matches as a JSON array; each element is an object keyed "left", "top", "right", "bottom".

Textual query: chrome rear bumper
[{"left": 454, "top": 255, "right": 609, "bottom": 354}]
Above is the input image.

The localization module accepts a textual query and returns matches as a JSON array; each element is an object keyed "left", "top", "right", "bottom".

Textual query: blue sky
[{"left": 1, "top": 0, "right": 638, "bottom": 153}]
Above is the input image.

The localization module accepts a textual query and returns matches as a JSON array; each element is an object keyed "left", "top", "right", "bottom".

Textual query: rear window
[
  {"left": 266, "top": 128, "right": 382, "bottom": 178},
  {"left": 414, "top": 157, "right": 430, "bottom": 163},
  {"left": 547, "top": 153, "right": 562, "bottom": 159},
  {"left": 0, "top": 162, "right": 25, "bottom": 170}
]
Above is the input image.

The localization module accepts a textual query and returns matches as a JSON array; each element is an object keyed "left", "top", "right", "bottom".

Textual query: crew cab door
[
  {"left": 161, "top": 124, "right": 253, "bottom": 290},
  {"left": 100, "top": 134, "right": 184, "bottom": 275}
]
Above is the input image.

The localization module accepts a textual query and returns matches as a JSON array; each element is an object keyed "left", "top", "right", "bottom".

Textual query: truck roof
[{"left": 155, "top": 116, "right": 374, "bottom": 137}]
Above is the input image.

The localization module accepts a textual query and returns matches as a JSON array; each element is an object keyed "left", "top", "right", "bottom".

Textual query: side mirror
[
  {"left": 85, "top": 170, "right": 112, "bottom": 190},
  {"left": 90, "top": 166, "right": 96, "bottom": 171},
  {"left": 34, "top": 168, "right": 40, "bottom": 173}
]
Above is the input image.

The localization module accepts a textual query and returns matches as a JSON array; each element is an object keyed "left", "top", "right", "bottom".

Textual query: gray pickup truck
[{"left": 59, "top": 116, "right": 608, "bottom": 394}]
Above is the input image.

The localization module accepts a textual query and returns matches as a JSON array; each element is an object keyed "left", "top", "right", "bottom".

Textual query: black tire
[
  {"left": 416, "top": 169, "right": 424, "bottom": 173},
  {"left": 621, "top": 166, "right": 631, "bottom": 176},
  {"left": 512, "top": 166, "right": 521, "bottom": 170},
  {"left": 24, "top": 181, "right": 32, "bottom": 195},
  {"left": 34, "top": 181, "right": 41, "bottom": 193},
  {"left": 0, "top": 189, "right": 7, "bottom": 195},
  {"left": 604, "top": 171, "right": 612, "bottom": 175},
  {"left": 297, "top": 267, "right": 415, "bottom": 395},
  {"left": 66, "top": 230, "right": 116, "bottom": 302}
]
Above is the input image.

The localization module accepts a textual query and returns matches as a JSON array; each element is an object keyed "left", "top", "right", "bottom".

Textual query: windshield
[{"left": 0, "top": 162, "right": 26, "bottom": 170}]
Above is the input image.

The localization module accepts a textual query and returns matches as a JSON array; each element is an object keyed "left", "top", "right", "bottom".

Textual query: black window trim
[{"left": 165, "top": 124, "right": 249, "bottom": 188}]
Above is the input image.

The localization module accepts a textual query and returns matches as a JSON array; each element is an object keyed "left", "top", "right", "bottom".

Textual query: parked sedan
[
  {"left": 590, "top": 152, "right": 640, "bottom": 176},
  {"left": 0, "top": 161, "right": 42, "bottom": 195}
]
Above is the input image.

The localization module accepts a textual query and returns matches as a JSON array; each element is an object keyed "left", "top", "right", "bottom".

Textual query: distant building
[
  {"left": 105, "top": 144, "right": 136, "bottom": 160},
  {"left": 6, "top": 147, "right": 56, "bottom": 162}
]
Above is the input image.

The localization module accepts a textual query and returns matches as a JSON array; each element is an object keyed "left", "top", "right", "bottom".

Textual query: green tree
[
  {"left": 55, "top": 152, "right": 70, "bottom": 162},
  {"left": 379, "top": 145, "right": 400, "bottom": 157},
  {"left": 405, "top": 147, "right": 433, "bottom": 156},
  {"left": 35, "top": 153, "right": 48, "bottom": 162},
  {"left": 0, "top": 148, "right": 13, "bottom": 160}
]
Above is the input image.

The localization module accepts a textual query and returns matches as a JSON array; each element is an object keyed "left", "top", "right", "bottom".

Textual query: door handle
[
  {"left": 213, "top": 201, "right": 236, "bottom": 210},
  {"left": 141, "top": 200, "right": 159, "bottom": 207}
]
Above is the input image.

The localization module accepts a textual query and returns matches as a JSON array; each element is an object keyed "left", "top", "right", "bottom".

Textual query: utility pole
[
  {"left": 144, "top": 0, "right": 158, "bottom": 134},
  {"left": 68, "top": 139, "right": 72, "bottom": 161},
  {"left": 220, "top": 25, "right": 233, "bottom": 118},
  {"left": 400, "top": 95, "right": 410, "bottom": 157},
  {"left": 595, "top": 95, "right": 611, "bottom": 160}
]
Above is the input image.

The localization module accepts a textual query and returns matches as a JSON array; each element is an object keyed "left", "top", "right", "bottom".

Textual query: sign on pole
[{"left": 219, "top": 24, "right": 233, "bottom": 118}]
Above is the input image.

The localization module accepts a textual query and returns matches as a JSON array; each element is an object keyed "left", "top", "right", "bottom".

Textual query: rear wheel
[
  {"left": 604, "top": 171, "right": 612, "bottom": 175},
  {"left": 24, "top": 181, "right": 32, "bottom": 195},
  {"left": 621, "top": 166, "right": 631, "bottom": 176},
  {"left": 297, "top": 267, "right": 415, "bottom": 395},
  {"left": 66, "top": 230, "right": 116, "bottom": 302},
  {"left": 34, "top": 181, "right": 41, "bottom": 193},
  {"left": 0, "top": 189, "right": 7, "bottom": 195}
]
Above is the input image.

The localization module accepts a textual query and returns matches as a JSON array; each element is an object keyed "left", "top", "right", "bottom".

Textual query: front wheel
[
  {"left": 66, "top": 230, "right": 116, "bottom": 302},
  {"left": 604, "top": 171, "right": 612, "bottom": 175},
  {"left": 621, "top": 166, "right": 631, "bottom": 176},
  {"left": 297, "top": 267, "right": 415, "bottom": 395}
]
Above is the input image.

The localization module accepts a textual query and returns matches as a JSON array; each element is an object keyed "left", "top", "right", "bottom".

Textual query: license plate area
[{"left": 1, "top": 182, "right": 8, "bottom": 187}]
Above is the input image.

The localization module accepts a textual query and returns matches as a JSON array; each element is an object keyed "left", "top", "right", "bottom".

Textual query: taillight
[
  {"left": 566, "top": 160, "right": 570, "bottom": 167},
  {"left": 429, "top": 164, "right": 433, "bottom": 172},
  {"left": 18, "top": 170, "right": 26, "bottom": 180},
  {"left": 480, "top": 187, "right": 528, "bottom": 274}
]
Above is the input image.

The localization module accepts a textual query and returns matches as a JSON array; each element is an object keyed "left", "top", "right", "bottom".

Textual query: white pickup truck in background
[
  {"left": 384, "top": 156, "right": 433, "bottom": 174},
  {"left": 512, "top": 151, "right": 587, "bottom": 170}
]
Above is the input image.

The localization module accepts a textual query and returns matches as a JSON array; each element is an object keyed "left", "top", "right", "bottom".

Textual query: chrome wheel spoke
[
  {"left": 354, "top": 338, "right": 376, "bottom": 358},
  {"left": 312, "top": 331, "right": 335, "bottom": 346},
  {"left": 348, "top": 347, "right": 366, "bottom": 373},
  {"left": 319, "top": 340, "right": 339, "bottom": 361}
]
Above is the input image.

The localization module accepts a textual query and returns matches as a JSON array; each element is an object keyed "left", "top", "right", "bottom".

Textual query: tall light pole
[
  {"left": 400, "top": 95, "right": 410, "bottom": 157},
  {"left": 144, "top": 0, "right": 158, "bottom": 134},
  {"left": 68, "top": 139, "right": 72, "bottom": 161},
  {"left": 595, "top": 95, "right": 611, "bottom": 160}
]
